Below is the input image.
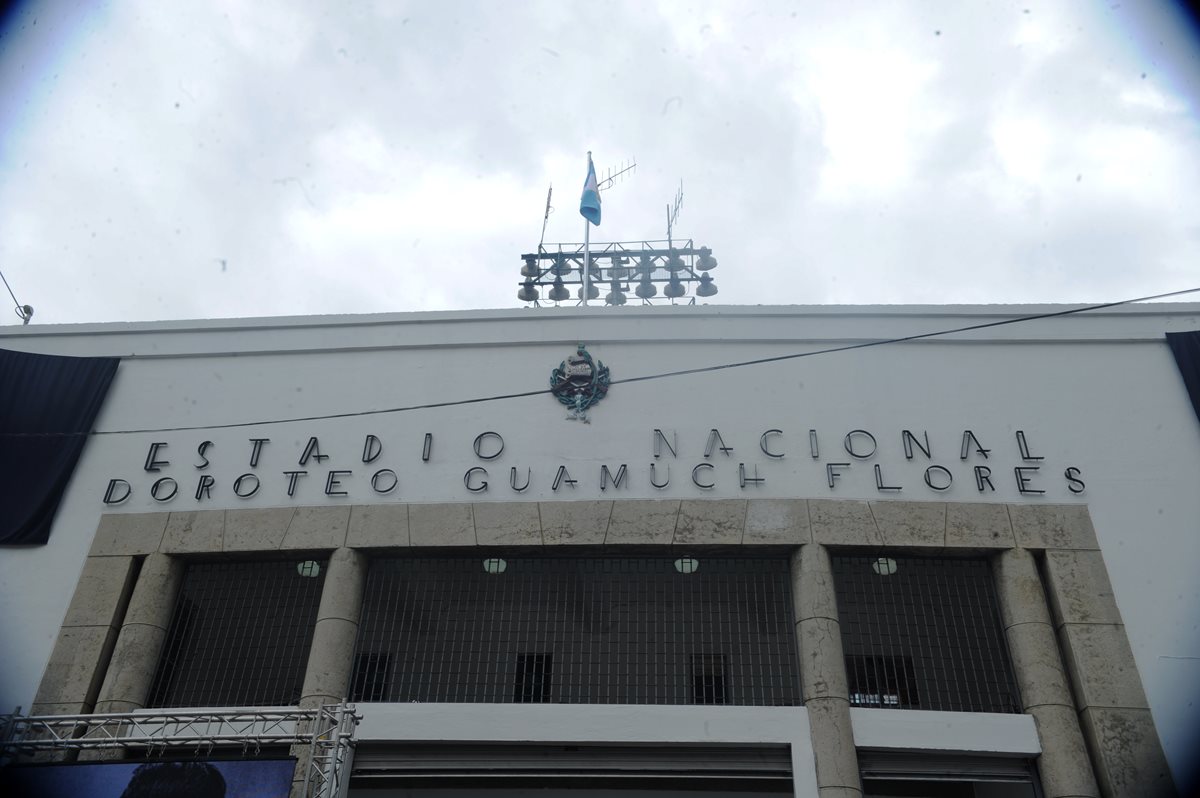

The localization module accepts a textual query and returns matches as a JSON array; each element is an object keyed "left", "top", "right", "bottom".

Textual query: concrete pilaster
[
  {"left": 290, "top": 547, "right": 368, "bottom": 798},
  {"left": 1042, "top": 550, "right": 1175, "bottom": 797},
  {"left": 994, "top": 548, "right": 1099, "bottom": 798},
  {"left": 792, "top": 544, "right": 862, "bottom": 797},
  {"left": 78, "top": 553, "right": 183, "bottom": 760},
  {"left": 91, "top": 553, "right": 183, "bottom": 714}
]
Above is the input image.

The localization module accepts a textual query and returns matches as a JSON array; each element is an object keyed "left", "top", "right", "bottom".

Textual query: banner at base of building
[{"left": 0, "top": 758, "right": 295, "bottom": 798}]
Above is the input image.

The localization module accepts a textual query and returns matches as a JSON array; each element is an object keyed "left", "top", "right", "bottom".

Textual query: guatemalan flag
[{"left": 579, "top": 153, "right": 601, "bottom": 226}]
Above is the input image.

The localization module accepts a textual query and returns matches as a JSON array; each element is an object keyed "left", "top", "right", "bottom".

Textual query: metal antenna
[
  {"left": 596, "top": 158, "right": 637, "bottom": 192},
  {"left": 0, "top": 267, "right": 33, "bottom": 324},
  {"left": 666, "top": 180, "right": 683, "bottom": 247},
  {"left": 538, "top": 184, "right": 554, "bottom": 247}
]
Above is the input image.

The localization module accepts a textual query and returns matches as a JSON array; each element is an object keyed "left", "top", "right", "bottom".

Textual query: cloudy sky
[{"left": 0, "top": 0, "right": 1198, "bottom": 325}]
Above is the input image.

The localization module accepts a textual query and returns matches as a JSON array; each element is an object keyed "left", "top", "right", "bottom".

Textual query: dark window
[
  {"left": 350, "top": 550, "right": 799, "bottom": 706},
  {"left": 846, "top": 654, "right": 917, "bottom": 708},
  {"left": 353, "top": 652, "right": 392, "bottom": 703},
  {"left": 690, "top": 654, "right": 727, "bottom": 705},
  {"left": 833, "top": 555, "right": 1019, "bottom": 714},
  {"left": 147, "top": 559, "right": 327, "bottom": 708},
  {"left": 514, "top": 653, "right": 553, "bottom": 702}
]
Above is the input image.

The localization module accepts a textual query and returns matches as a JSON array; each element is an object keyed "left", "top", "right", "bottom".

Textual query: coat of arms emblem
[{"left": 550, "top": 344, "right": 611, "bottom": 422}]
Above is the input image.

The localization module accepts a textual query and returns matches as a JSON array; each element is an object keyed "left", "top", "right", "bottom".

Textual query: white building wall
[{"left": 2, "top": 303, "right": 1198, "bottom": 781}]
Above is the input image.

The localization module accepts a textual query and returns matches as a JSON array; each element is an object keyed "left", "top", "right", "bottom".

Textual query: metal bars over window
[
  {"left": 148, "top": 559, "right": 327, "bottom": 708},
  {"left": 350, "top": 551, "right": 799, "bottom": 706},
  {"left": 832, "top": 555, "right": 1020, "bottom": 714}
]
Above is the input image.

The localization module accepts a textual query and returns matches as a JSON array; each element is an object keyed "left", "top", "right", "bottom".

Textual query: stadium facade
[{"left": 1, "top": 303, "right": 1198, "bottom": 798}]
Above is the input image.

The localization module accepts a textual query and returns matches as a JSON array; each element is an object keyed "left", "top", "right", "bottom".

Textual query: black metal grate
[
  {"left": 147, "top": 559, "right": 327, "bottom": 708},
  {"left": 350, "top": 551, "right": 800, "bottom": 705},
  {"left": 833, "top": 555, "right": 1020, "bottom": 714}
]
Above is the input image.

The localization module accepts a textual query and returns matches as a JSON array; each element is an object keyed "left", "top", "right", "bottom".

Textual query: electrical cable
[
  {"left": 3, "top": 285, "right": 1198, "bottom": 439},
  {"left": 1, "top": 267, "right": 27, "bottom": 320}
]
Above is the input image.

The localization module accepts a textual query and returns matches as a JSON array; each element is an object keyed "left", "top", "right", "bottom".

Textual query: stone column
[
  {"left": 290, "top": 547, "right": 368, "bottom": 798},
  {"left": 792, "top": 543, "right": 862, "bottom": 798},
  {"left": 994, "top": 548, "right": 1099, "bottom": 798},
  {"left": 77, "top": 553, "right": 183, "bottom": 761},
  {"left": 92, "top": 553, "right": 184, "bottom": 714},
  {"left": 1041, "top": 550, "right": 1175, "bottom": 797}
]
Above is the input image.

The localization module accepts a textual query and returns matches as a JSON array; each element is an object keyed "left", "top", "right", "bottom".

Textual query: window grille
[
  {"left": 147, "top": 559, "right": 327, "bottom": 708},
  {"left": 350, "top": 551, "right": 799, "bottom": 706},
  {"left": 833, "top": 555, "right": 1019, "bottom": 714}
]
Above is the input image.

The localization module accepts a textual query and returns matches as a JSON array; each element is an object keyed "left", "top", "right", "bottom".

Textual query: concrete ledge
[
  {"left": 869, "top": 501, "right": 946, "bottom": 546},
  {"left": 673, "top": 499, "right": 746, "bottom": 545},
  {"left": 474, "top": 502, "right": 542, "bottom": 546},
  {"left": 162, "top": 510, "right": 225, "bottom": 553},
  {"left": 745, "top": 500, "right": 810, "bottom": 545},
  {"left": 223, "top": 508, "right": 293, "bottom": 551},
  {"left": 409, "top": 503, "right": 475, "bottom": 546},
  {"left": 356, "top": 703, "right": 809, "bottom": 745},
  {"left": 91, "top": 513, "right": 169, "bottom": 556},
  {"left": 539, "top": 501, "right": 610, "bottom": 545},
  {"left": 850, "top": 708, "right": 1040, "bottom": 756},
  {"left": 1009, "top": 505, "right": 1098, "bottom": 550},
  {"left": 945, "top": 503, "right": 1015, "bottom": 548},
  {"left": 95, "top": 499, "right": 1098, "bottom": 554},
  {"left": 605, "top": 500, "right": 679, "bottom": 544},
  {"left": 347, "top": 505, "right": 409, "bottom": 548}
]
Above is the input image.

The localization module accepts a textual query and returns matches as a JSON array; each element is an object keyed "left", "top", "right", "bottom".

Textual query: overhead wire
[
  {"left": 3, "top": 285, "right": 1199, "bottom": 439},
  {"left": 0, "top": 267, "right": 30, "bottom": 322}
]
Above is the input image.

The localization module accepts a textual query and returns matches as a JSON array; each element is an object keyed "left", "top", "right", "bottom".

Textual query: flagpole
[{"left": 583, "top": 151, "right": 592, "bottom": 307}]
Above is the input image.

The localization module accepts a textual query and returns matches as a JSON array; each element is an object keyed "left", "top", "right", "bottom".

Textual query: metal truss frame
[{"left": 0, "top": 704, "right": 359, "bottom": 798}]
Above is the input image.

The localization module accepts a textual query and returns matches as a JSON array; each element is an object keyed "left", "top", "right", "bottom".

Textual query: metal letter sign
[{"left": 550, "top": 344, "right": 611, "bottom": 422}]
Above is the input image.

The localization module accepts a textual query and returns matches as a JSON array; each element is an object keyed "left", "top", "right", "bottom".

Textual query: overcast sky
[{"left": 0, "top": 0, "right": 1198, "bottom": 325}]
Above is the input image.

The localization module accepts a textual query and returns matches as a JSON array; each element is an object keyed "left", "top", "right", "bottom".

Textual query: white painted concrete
[
  {"left": 850, "top": 708, "right": 1040, "bottom": 756},
  {"left": 356, "top": 704, "right": 818, "bottom": 797},
  {"left": 2, "top": 303, "right": 1198, "bottom": 782}
]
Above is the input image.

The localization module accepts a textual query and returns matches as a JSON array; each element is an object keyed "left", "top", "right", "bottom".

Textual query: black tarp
[
  {"left": 1167, "top": 331, "right": 1200, "bottom": 428},
  {"left": 0, "top": 347, "right": 119, "bottom": 545}
]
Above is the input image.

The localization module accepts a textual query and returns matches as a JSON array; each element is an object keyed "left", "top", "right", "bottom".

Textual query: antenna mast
[
  {"left": 666, "top": 180, "right": 683, "bottom": 248},
  {"left": 538, "top": 184, "right": 553, "bottom": 247}
]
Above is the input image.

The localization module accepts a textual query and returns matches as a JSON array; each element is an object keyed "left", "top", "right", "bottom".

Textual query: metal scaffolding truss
[{"left": 0, "top": 703, "right": 359, "bottom": 798}]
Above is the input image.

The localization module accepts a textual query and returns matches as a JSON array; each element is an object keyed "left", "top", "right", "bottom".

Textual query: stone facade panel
[
  {"left": 1043, "top": 550, "right": 1123, "bottom": 627},
  {"left": 161, "top": 510, "right": 226, "bottom": 553},
  {"left": 32, "top": 625, "right": 118, "bottom": 709},
  {"left": 473, "top": 502, "right": 543, "bottom": 546},
  {"left": 1058, "top": 623, "right": 1150, "bottom": 711},
  {"left": 1010, "top": 504, "right": 1099, "bottom": 550},
  {"left": 61, "top": 556, "right": 136, "bottom": 629},
  {"left": 809, "top": 500, "right": 882, "bottom": 546},
  {"left": 672, "top": 500, "right": 746, "bottom": 545},
  {"left": 869, "top": 500, "right": 946, "bottom": 546},
  {"left": 744, "top": 499, "right": 810, "bottom": 545},
  {"left": 346, "top": 504, "right": 409, "bottom": 548},
  {"left": 1080, "top": 707, "right": 1175, "bottom": 798},
  {"left": 605, "top": 500, "right": 679, "bottom": 544},
  {"left": 408, "top": 503, "right": 475, "bottom": 546},
  {"left": 945, "top": 503, "right": 1015, "bottom": 548},
  {"left": 539, "top": 501, "right": 611, "bottom": 545},
  {"left": 282, "top": 506, "right": 351, "bottom": 549},
  {"left": 223, "top": 507, "right": 294, "bottom": 551},
  {"left": 90, "top": 513, "right": 169, "bottom": 556}
]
